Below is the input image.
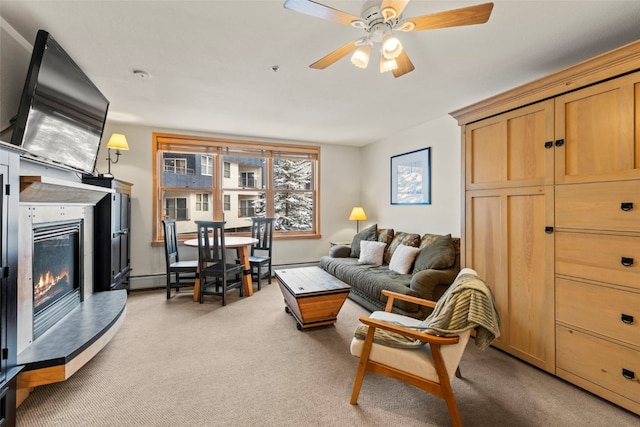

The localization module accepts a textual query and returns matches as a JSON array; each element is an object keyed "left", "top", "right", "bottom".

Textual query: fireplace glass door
[{"left": 32, "top": 221, "right": 82, "bottom": 339}]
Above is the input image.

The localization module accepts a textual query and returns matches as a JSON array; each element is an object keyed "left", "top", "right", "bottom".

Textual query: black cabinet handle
[
  {"left": 622, "top": 368, "right": 635, "bottom": 380},
  {"left": 621, "top": 257, "right": 634, "bottom": 267},
  {"left": 555, "top": 139, "right": 565, "bottom": 147},
  {"left": 544, "top": 141, "right": 553, "bottom": 149},
  {"left": 620, "top": 202, "right": 633, "bottom": 211},
  {"left": 545, "top": 226, "right": 554, "bottom": 234},
  {"left": 621, "top": 314, "right": 634, "bottom": 324}
]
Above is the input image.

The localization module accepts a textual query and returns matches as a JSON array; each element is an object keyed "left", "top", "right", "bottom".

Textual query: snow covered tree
[{"left": 273, "top": 159, "right": 313, "bottom": 231}]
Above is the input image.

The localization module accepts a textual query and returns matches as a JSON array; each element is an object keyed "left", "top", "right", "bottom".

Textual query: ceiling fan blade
[
  {"left": 380, "top": 0, "right": 411, "bottom": 19},
  {"left": 392, "top": 50, "right": 415, "bottom": 78},
  {"left": 284, "top": 0, "right": 360, "bottom": 26},
  {"left": 310, "top": 40, "right": 358, "bottom": 69},
  {"left": 406, "top": 2, "right": 494, "bottom": 32}
]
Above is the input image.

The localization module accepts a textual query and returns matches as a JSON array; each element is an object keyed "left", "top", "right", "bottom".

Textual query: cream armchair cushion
[{"left": 350, "top": 311, "right": 471, "bottom": 382}]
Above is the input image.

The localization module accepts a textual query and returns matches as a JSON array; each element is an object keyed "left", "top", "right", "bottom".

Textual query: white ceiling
[{"left": 3, "top": 1, "right": 640, "bottom": 147}]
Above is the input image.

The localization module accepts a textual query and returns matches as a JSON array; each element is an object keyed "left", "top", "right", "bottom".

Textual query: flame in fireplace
[{"left": 34, "top": 269, "right": 71, "bottom": 309}]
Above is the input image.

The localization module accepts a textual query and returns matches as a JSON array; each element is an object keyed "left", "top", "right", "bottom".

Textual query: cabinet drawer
[
  {"left": 556, "top": 325, "right": 640, "bottom": 405},
  {"left": 556, "top": 181, "right": 640, "bottom": 232},
  {"left": 556, "top": 232, "right": 640, "bottom": 290},
  {"left": 556, "top": 278, "right": 640, "bottom": 346}
]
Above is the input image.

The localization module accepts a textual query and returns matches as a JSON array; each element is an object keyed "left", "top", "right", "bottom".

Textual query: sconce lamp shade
[
  {"left": 107, "top": 133, "right": 129, "bottom": 151},
  {"left": 349, "top": 207, "right": 367, "bottom": 221}
]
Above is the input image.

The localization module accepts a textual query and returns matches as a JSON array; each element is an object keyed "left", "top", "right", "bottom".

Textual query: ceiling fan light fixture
[
  {"left": 381, "top": 7, "right": 397, "bottom": 22},
  {"left": 351, "top": 44, "right": 372, "bottom": 69},
  {"left": 382, "top": 33, "right": 402, "bottom": 60},
  {"left": 397, "top": 20, "right": 416, "bottom": 32},
  {"left": 380, "top": 56, "right": 398, "bottom": 73}
]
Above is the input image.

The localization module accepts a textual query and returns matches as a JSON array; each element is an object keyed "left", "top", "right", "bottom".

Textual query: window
[
  {"left": 239, "top": 199, "right": 255, "bottom": 218},
  {"left": 240, "top": 172, "right": 256, "bottom": 188},
  {"left": 164, "top": 197, "right": 188, "bottom": 221},
  {"left": 153, "top": 133, "right": 319, "bottom": 242},
  {"left": 164, "top": 158, "right": 188, "bottom": 174},
  {"left": 273, "top": 158, "right": 314, "bottom": 231},
  {"left": 201, "top": 155, "right": 213, "bottom": 176},
  {"left": 196, "top": 193, "right": 209, "bottom": 211}
]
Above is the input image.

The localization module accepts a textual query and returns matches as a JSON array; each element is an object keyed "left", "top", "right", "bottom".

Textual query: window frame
[
  {"left": 153, "top": 132, "right": 321, "bottom": 243},
  {"left": 195, "top": 193, "right": 209, "bottom": 212},
  {"left": 201, "top": 155, "right": 213, "bottom": 176},
  {"left": 164, "top": 197, "right": 188, "bottom": 221}
]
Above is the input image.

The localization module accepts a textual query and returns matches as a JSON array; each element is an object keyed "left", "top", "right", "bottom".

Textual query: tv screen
[{"left": 10, "top": 29, "right": 109, "bottom": 174}]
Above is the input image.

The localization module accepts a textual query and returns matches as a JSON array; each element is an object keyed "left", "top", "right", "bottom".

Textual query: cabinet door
[
  {"left": 466, "top": 186, "right": 555, "bottom": 372},
  {"left": 464, "top": 100, "right": 554, "bottom": 190},
  {"left": 0, "top": 169, "right": 6, "bottom": 383},
  {"left": 110, "top": 194, "right": 120, "bottom": 281},
  {"left": 119, "top": 194, "right": 130, "bottom": 275},
  {"left": 555, "top": 71, "right": 640, "bottom": 184}
]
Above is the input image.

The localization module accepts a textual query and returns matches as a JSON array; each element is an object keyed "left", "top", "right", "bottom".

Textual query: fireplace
[{"left": 31, "top": 220, "right": 83, "bottom": 339}]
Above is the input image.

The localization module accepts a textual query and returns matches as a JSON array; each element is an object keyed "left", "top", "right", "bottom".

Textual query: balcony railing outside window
[{"left": 164, "top": 164, "right": 194, "bottom": 175}]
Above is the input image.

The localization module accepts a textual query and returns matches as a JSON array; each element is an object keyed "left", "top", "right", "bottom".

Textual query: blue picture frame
[{"left": 390, "top": 147, "right": 431, "bottom": 205}]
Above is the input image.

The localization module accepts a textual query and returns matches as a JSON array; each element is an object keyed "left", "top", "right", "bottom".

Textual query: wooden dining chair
[
  {"left": 249, "top": 217, "right": 275, "bottom": 290},
  {"left": 162, "top": 219, "right": 197, "bottom": 299},
  {"left": 195, "top": 221, "right": 243, "bottom": 305}
]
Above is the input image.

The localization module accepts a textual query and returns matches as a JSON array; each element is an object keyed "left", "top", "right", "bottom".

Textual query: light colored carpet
[{"left": 16, "top": 281, "right": 639, "bottom": 426}]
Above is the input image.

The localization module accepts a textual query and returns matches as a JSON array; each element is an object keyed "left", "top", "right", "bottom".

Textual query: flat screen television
[{"left": 10, "top": 29, "right": 109, "bottom": 175}]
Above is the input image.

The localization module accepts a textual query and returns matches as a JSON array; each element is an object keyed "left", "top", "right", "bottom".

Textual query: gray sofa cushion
[
  {"left": 350, "top": 224, "right": 377, "bottom": 258},
  {"left": 319, "top": 255, "right": 418, "bottom": 312}
]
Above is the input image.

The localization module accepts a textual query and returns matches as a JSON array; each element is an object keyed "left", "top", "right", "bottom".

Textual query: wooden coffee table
[{"left": 275, "top": 267, "right": 351, "bottom": 330}]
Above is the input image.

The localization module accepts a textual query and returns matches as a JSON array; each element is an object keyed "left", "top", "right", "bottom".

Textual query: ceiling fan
[{"left": 283, "top": 0, "right": 494, "bottom": 78}]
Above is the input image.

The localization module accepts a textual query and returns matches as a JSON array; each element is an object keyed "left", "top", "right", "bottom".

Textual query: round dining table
[{"left": 184, "top": 236, "right": 259, "bottom": 302}]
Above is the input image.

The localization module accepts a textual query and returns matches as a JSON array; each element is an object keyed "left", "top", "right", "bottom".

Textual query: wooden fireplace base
[{"left": 16, "top": 290, "right": 127, "bottom": 406}]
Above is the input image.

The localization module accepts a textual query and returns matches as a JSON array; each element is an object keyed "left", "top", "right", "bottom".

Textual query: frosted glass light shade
[
  {"left": 351, "top": 45, "right": 372, "bottom": 69},
  {"left": 382, "top": 34, "right": 402, "bottom": 60},
  {"left": 380, "top": 57, "right": 398, "bottom": 73}
]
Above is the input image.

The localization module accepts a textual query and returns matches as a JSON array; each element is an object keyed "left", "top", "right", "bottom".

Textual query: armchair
[{"left": 349, "top": 268, "right": 500, "bottom": 427}]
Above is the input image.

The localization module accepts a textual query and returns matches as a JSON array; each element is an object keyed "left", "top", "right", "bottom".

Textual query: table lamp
[{"left": 349, "top": 207, "right": 367, "bottom": 233}]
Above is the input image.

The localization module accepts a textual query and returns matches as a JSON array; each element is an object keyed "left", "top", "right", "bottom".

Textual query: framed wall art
[{"left": 390, "top": 147, "right": 431, "bottom": 205}]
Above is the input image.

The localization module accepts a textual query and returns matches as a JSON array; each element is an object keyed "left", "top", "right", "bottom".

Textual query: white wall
[
  {"left": 360, "top": 115, "right": 462, "bottom": 237},
  {"left": 98, "top": 122, "right": 362, "bottom": 288}
]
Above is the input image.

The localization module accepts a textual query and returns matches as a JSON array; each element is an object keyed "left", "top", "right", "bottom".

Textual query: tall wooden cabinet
[
  {"left": 82, "top": 176, "right": 133, "bottom": 292},
  {"left": 452, "top": 41, "right": 640, "bottom": 414}
]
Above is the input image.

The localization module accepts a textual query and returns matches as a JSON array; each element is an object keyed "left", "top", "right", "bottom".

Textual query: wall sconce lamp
[
  {"left": 106, "top": 133, "right": 129, "bottom": 176},
  {"left": 349, "top": 206, "right": 367, "bottom": 233}
]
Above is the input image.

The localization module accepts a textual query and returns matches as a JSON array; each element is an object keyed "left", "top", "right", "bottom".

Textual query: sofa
[{"left": 319, "top": 224, "right": 460, "bottom": 319}]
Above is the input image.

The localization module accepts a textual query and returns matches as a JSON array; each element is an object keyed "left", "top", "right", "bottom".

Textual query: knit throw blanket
[{"left": 354, "top": 273, "right": 501, "bottom": 350}]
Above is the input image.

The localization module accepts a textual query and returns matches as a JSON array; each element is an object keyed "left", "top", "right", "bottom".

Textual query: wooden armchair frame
[{"left": 350, "top": 290, "right": 465, "bottom": 427}]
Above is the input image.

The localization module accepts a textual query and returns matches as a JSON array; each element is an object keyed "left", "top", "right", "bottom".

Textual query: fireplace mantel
[{"left": 20, "top": 175, "right": 114, "bottom": 204}]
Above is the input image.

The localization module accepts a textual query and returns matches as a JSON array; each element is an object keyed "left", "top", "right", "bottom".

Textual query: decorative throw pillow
[
  {"left": 413, "top": 234, "right": 456, "bottom": 272},
  {"left": 388, "top": 244, "right": 421, "bottom": 274},
  {"left": 377, "top": 228, "right": 394, "bottom": 246},
  {"left": 350, "top": 224, "right": 377, "bottom": 258},
  {"left": 358, "top": 240, "right": 387, "bottom": 265},
  {"left": 384, "top": 231, "right": 420, "bottom": 264},
  {"left": 419, "top": 233, "right": 441, "bottom": 249}
]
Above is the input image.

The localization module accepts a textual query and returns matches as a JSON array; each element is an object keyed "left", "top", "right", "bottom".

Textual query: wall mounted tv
[{"left": 10, "top": 29, "right": 109, "bottom": 175}]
